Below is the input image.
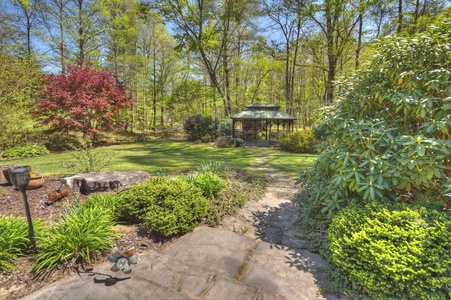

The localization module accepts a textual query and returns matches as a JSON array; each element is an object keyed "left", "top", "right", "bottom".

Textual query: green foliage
[
  {"left": 80, "top": 193, "right": 119, "bottom": 220},
  {"left": 2, "top": 145, "right": 49, "bottom": 159},
  {"left": 329, "top": 202, "right": 451, "bottom": 299},
  {"left": 63, "top": 140, "right": 113, "bottom": 173},
  {"left": 217, "top": 119, "right": 233, "bottom": 136},
  {"left": 296, "top": 19, "right": 451, "bottom": 229},
  {"left": 33, "top": 203, "right": 117, "bottom": 273},
  {"left": 0, "top": 109, "right": 44, "bottom": 151},
  {"left": 116, "top": 177, "right": 208, "bottom": 236},
  {"left": 279, "top": 129, "right": 318, "bottom": 153},
  {"left": 183, "top": 114, "right": 217, "bottom": 141},
  {"left": 197, "top": 160, "right": 225, "bottom": 176},
  {"left": 215, "top": 136, "right": 245, "bottom": 148},
  {"left": 190, "top": 172, "right": 227, "bottom": 197},
  {"left": 204, "top": 165, "right": 268, "bottom": 226},
  {"left": 0, "top": 216, "right": 43, "bottom": 272}
]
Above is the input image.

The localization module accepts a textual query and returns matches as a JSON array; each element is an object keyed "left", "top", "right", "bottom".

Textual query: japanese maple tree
[{"left": 33, "top": 63, "right": 134, "bottom": 138}]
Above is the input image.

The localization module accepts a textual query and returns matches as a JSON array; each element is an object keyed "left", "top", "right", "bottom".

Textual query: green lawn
[{"left": 2, "top": 140, "right": 317, "bottom": 178}]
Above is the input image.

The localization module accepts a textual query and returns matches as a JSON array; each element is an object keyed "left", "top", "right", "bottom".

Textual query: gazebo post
[
  {"left": 268, "top": 120, "right": 272, "bottom": 143},
  {"left": 232, "top": 119, "right": 235, "bottom": 138}
]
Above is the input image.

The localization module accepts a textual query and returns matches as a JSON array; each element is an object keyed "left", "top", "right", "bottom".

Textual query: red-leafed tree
[{"left": 33, "top": 63, "right": 135, "bottom": 139}]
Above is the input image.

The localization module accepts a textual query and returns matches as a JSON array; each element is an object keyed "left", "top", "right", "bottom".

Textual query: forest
[{"left": 0, "top": 0, "right": 450, "bottom": 149}]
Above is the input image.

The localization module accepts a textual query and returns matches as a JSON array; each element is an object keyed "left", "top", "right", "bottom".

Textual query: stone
[{"left": 62, "top": 171, "right": 150, "bottom": 194}]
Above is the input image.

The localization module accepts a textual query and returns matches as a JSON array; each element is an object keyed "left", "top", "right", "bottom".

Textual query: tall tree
[
  {"left": 160, "top": 0, "right": 258, "bottom": 117},
  {"left": 299, "top": 0, "right": 360, "bottom": 105},
  {"left": 160, "top": 0, "right": 229, "bottom": 116},
  {"left": 264, "top": 0, "right": 305, "bottom": 114},
  {"left": 36, "top": 0, "right": 70, "bottom": 72},
  {"left": 65, "top": 0, "right": 102, "bottom": 63},
  {"left": 11, "top": 0, "right": 38, "bottom": 57},
  {"left": 34, "top": 63, "right": 135, "bottom": 138}
]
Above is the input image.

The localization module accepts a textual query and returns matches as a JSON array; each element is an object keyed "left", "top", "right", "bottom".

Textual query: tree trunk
[
  {"left": 355, "top": 4, "right": 363, "bottom": 69},
  {"left": 398, "top": 0, "right": 403, "bottom": 33},
  {"left": 59, "top": 1, "right": 66, "bottom": 73}
]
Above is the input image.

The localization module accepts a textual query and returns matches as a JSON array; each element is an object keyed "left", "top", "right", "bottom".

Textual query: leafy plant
[
  {"left": 63, "top": 140, "right": 113, "bottom": 173},
  {"left": 80, "top": 193, "right": 119, "bottom": 220},
  {"left": 191, "top": 172, "right": 227, "bottom": 198},
  {"left": 2, "top": 145, "right": 49, "bottom": 159},
  {"left": 183, "top": 114, "right": 217, "bottom": 141},
  {"left": 204, "top": 165, "right": 268, "bottom": 226},
  {"left": 296, "top": 19, "right": 451, "bottom": 230},
  {"left": 116, "top": 177, "right": 208, "bottom": 236},
  {"left": 33, "top": 204, "right": 117, "bottom": 273},
  {"left": 217, "top": 119, "right": 233, "bottom": 136},
  {"left": 279, "top": 129, "right": 318, "bottom": 153},
  {"left": 0, "top": 216, "right": 43, "bottom": 272},
  {"left": 329, "top": 202, "right": 451, "bottom": 299},
  {"left": 215, "top": 136, "right": 245, "bottom": 148},
  {"left": 197, "top": 160, "right": 225, "bottom": 176}
]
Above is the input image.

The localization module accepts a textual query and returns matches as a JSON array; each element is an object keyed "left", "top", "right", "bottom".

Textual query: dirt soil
[{"left": 0, "top": 177, "right": 179, "bottom": 300}]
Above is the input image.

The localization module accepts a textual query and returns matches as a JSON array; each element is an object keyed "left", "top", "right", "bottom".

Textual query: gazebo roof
[{"left": 230, "top": 104, "right": 296, "bottom": 120}]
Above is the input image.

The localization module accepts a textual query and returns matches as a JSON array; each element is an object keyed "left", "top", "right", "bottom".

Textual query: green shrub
[
  {"left": 2, "top": 145, "right": 49, "bottom": 158},
  {"left": 328, "top": 202, "right": 451, "bottom": 300},
  {"left": 0, "top": 216, "right": 43, "bottom": 272},
  {"left": 296, "top": 18, "right": 451, "bottom": 232},
  {"left": 191, "top": 172, "right": 227, "bottom": 197},
  {"left": 117, "top": 177, "right": 208, "bottom": 236},
  {"left": 33, "top": 204, "right": 117, "bottom": 273},
  {"left": 217, "top": 119, "right": 233, "bottom": 136},
  {"left": 279, "top": 129, "right": 317, "bottom": 153},
  {"left": 183, "top": 114, "right": 217, "bottom": 141},
  {"left": 215, "top": 136, "right": 245, "bottom": 148}
]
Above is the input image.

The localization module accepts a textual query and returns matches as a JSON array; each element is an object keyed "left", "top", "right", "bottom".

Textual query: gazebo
[{"left": 230, "top": 104, "right": 296, "bottom": 144}]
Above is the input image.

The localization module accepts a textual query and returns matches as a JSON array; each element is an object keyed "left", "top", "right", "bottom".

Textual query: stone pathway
[
  {"left": 218, "top": 154, "right": 341, "bottom": 300},
  {"left": 22, "top": 156, "right": 343, "bottom": 300}
]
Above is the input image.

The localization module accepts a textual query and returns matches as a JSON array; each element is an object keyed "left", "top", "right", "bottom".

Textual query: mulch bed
[{"left": 0, "top": 176, "right": 179, "bottom": 300}]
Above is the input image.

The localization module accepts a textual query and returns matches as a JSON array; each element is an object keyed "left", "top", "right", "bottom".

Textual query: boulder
[{"left": 62, "top": 171, "right": 150, "bottom": 194}]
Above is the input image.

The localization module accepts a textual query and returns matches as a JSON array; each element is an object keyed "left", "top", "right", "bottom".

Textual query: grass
[{"left": 1, "top": 140, "right": 317, "bottom": 178}]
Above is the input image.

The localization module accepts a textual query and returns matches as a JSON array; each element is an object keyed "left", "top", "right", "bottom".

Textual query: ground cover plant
[
  {"left": 329, "top": 202, "right": 451, "bottom": 300},
  {"left": 0, "top": 216, "right": 44, "bottom": 272},
  {"left": 1, "top": 145, "right": 49, "bottom": 159},
  {"left": 296, "top": 18, "right": 451, "bottom": 299}
]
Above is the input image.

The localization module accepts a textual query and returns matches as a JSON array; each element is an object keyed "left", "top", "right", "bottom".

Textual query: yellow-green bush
[
  {"left": 328, "top": 202, "right": 451, "bottom": 299},
  {"left": 117, "top": 177, "right": 208, "bottom": 236},
  {"left": 279, "top": 129, "right": 317, "bottom": 153}
]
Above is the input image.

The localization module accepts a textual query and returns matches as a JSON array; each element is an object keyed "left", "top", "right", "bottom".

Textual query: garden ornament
[
  {"left": 107, "top": 246, "right": 139, "bottom": 274},
  {"left": 10, "top": 167, "right": 36, "bottom": 250}
]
